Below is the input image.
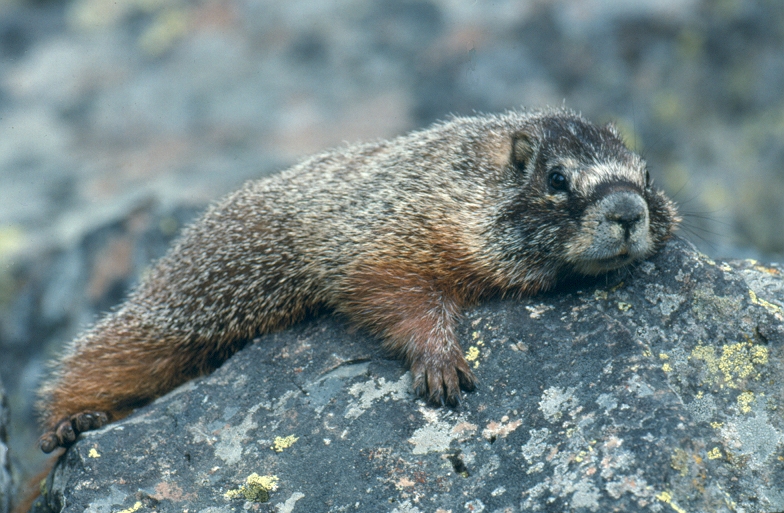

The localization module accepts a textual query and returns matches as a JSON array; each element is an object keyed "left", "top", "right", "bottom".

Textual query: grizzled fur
[{"left": 38, "top": 108, "right": 678, "bottom": 452}]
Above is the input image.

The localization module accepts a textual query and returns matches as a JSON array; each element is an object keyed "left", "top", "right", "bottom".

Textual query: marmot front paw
[{"left": 411, "top": 349, "right": 477, "bottom": 407}]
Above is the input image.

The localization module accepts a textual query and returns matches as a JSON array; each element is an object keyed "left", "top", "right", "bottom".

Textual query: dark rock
[
  {"left": 33, "top": 238, "right": 784, "bottom": 512},
  {"left": 0, "top": 377, "right": 12, "bottom": 513}
]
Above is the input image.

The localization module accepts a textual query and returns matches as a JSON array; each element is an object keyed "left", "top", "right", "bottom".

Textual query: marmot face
[{"left": 495, "top": 113, "right": 678, "bottom": 280}]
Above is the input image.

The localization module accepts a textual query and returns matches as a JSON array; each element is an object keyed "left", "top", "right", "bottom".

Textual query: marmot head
[{"left": 488, "top": 110, "right": 679, "bottom": 281}]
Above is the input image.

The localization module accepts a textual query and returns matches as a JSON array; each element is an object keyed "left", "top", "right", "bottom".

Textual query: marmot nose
[{"left": 604, "top": 192, "right": 647, "bottom": 234}]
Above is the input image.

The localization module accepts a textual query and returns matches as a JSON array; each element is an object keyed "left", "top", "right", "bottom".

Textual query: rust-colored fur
[{"left": 38, "top": 108, "right": 678, "bottom": 452}]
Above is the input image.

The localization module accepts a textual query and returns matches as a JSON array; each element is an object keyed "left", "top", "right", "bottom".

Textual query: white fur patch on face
[
  {"left": 574, "top": 161, "right": 644, "bottom": 197},
  {"left": 559, "top": 157, "right": 581, "bottom": 170},
  {"left": 564, "top": 191, "right": 653, "bottom": 275}
]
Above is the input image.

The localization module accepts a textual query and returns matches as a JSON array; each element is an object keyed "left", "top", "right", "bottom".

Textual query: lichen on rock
[{"left": 30, "top": 238, "right": 784, "bottom": 512}]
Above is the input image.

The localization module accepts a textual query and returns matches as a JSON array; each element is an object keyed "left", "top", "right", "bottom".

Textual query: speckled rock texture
[
  {"left": 0, "top": 378, "right": 12, "bottom": 513},
  {"left": 30, "top": 237, "right": 784, "bottom": 513}
]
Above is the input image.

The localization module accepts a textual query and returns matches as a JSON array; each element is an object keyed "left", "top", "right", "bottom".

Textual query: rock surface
[
  {"left": 0, "top": 377, "right": 12, "bottom": 513},
  {"left": 31, "top": 238, "right": 784, "bottom": 513}
]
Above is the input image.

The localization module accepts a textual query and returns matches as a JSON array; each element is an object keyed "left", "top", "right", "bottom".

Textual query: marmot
[{"left": 38, "top": 108, "right": 678, "bottom": 452}]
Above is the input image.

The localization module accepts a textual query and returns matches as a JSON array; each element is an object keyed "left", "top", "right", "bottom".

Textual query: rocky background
[{"left": 0, "top": 0, "right": 783, "bottom": 506}]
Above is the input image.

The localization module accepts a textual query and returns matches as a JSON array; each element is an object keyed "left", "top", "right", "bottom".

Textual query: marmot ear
[{"left": 511, "top": 133, "right": 534, "bottom": 172}]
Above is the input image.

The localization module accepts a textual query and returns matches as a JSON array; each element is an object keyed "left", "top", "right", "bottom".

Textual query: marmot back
[{"left": 37, "top": 108, "right": 679, "bottom": 452}]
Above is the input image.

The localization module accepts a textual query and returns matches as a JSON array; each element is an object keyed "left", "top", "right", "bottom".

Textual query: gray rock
[
  {"left": 33, "top": 237, "right": 784, "bottom": 512},
  {"left": 0, "top": 377, "right": 12, "bottom": 513}
]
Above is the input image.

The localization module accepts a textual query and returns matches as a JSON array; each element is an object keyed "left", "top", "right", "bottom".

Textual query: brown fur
[{"left": 37, "top": 108, "right": 678, "bottom": 452}]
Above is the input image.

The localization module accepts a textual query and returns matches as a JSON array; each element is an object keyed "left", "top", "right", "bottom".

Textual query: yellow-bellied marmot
[{"left": 38, "top": 108, "right": 679, "bottom": 452}]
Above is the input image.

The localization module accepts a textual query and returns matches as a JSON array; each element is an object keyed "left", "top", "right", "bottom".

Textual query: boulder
[{"left": 32, "top": 238, "right": 784, "bottom": 512}]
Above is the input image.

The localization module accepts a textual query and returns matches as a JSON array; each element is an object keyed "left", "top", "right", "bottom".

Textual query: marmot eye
[{"left": 548, "top": 168, "right": 568, "bottom": 191}]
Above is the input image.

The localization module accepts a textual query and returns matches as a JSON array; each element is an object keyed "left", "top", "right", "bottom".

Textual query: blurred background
[{"left": 0, "top": 0, "right": 783, "bottom": 497}]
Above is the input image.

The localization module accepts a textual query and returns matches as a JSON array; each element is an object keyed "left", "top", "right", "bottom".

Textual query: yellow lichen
[
  {"left": 465, "top": 346, "right": 480, "bottom": 362},
  {"left": 617, "top": 302, "right": 632, "bottom": 311},
  {"left": 710, "top": 421, "right": 723, "bottom": 429},
  {"left": 662, "top": 363, "right": 672, "bottom": 373},
  {"left": 224, "top": 473, "right": 279, "bottom": 502},
  {"left": 749, "top": 289, "right": 784, "bottom": 317},
  {"left": 737, "top": 391, "right": 755, "bottom": 414},
  {"left": 707, "top": 447, "right": 723, "bottom": 460},
  {"left": 659, "top": 353, "right": 669, "bottom": 360},
  {"left": 690, "top": 340, "right": 768, "bottom": 388},
  {"left": 117, "top": 501, "right": 143, "bottom": 513},
  {"left": 88, "top": 448, "right": 101, "bottom": 458},
  {"left": 273, "top": 435, "right": 299, "bottom": 452},
  {"left": 656, "top": 491, "right": 688, "bottom": 513}
]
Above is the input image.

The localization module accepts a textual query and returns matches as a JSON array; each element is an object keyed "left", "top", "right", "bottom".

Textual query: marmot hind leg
[
  {"left": 37, "top": 312, "right": 223, "bottom": 452},
  {"left": 39, "top": 411, "right": 110, "bottom": 453}
]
